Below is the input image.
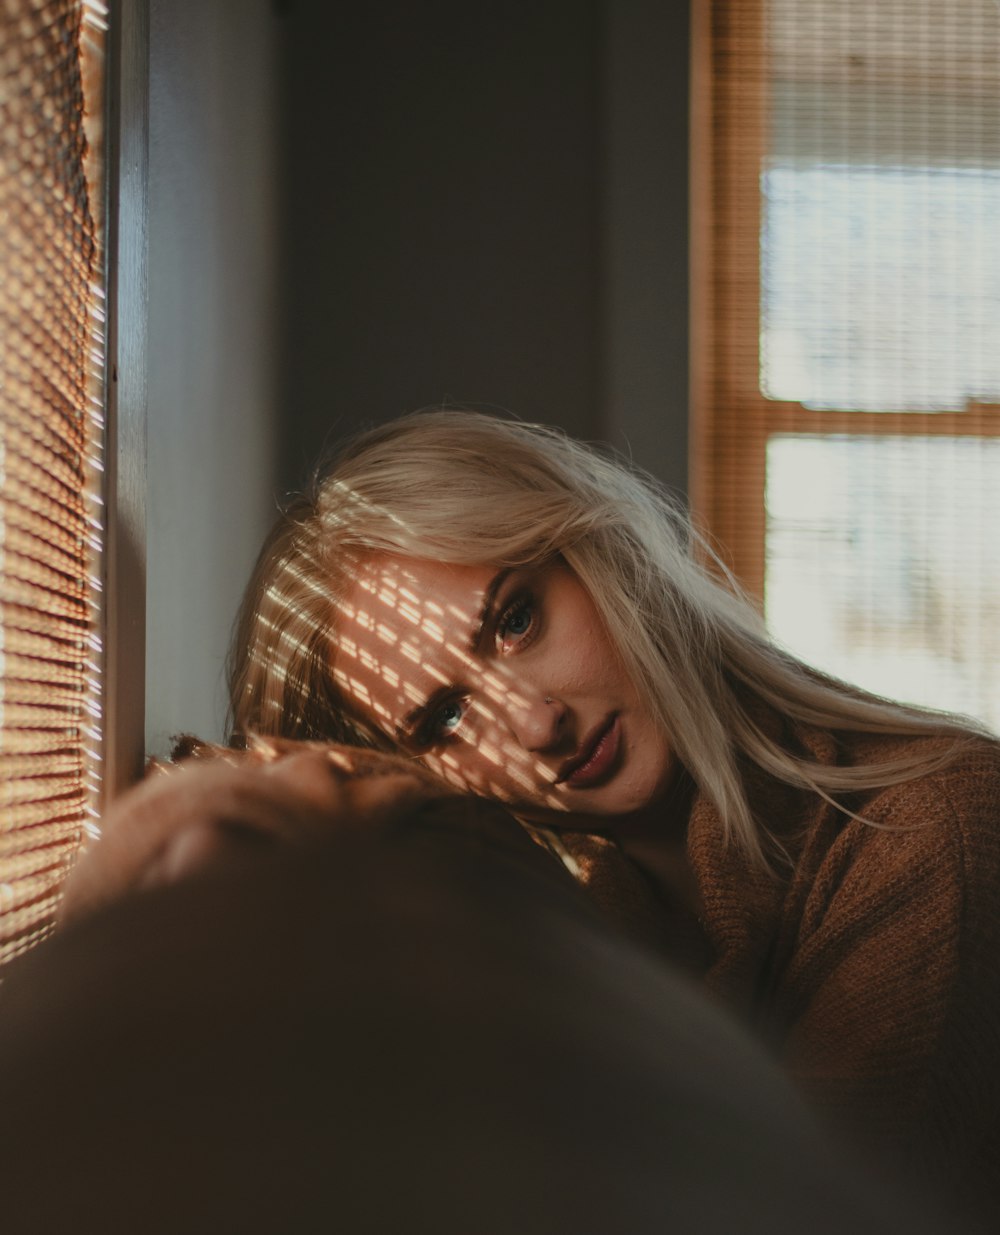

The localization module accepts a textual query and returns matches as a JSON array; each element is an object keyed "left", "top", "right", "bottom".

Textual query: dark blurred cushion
[{"left": 0, "top": 807, "right": 935, "bottom": 1234}]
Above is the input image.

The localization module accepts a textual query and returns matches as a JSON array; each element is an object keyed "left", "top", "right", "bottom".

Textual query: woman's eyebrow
[{"left": 467, "top": 567, "right": 513, "bottom": 654}]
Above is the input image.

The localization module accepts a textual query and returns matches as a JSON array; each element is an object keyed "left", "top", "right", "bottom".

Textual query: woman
[
  {"left": 222, "top": 411, "right": 1000, "bottom": 1190},
  {"left": 227, "top": 410, "right": 996, "bottom": 1211}
]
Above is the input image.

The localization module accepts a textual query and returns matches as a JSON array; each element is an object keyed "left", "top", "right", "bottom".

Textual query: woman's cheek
[
  {"left": 420, "top": 742, "right": 511, "bottom": 804},
  {"left": 420, "top": 747, "right": 479, "bottom": 795}
]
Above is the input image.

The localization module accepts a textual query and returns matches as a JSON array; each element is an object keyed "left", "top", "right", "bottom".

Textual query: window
[
  {"left": 0, "top": 0, "right": 109, "bottom": 962},
  {"left": 692, "top": 0, "right": 1000, "bottom": 728}
]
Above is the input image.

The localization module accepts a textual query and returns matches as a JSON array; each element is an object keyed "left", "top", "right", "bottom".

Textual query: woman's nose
[{"left": 508, "top": 691, "right": 567, "bottom": 753}]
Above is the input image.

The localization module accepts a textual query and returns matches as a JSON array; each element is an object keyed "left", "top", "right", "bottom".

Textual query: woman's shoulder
[
  {"left": 776, "top": 729, "right": 1000, "bottom": 1050},
  {"left": 843, "top": 724, "right": 1000, "bottom": 764},
  {"left": 813, "top": 729, "right": 1000, "bottom": 925},
  {"left": 772, "top": 729, "right": 1000, "bottom": 1214},
  {"left": 844, "top": 728, "right": 1000, "bottom": 827}
]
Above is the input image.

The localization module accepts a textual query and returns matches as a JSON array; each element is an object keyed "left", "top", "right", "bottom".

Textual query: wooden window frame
[
  {"left": 102, "top": 0, "right": 148, "bottom": 801},
  {"left": 689, "top": 0, "right": 1000, "bottom": 604}
]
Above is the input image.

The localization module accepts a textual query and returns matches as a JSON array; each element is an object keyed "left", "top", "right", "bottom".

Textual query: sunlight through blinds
[
  {"left": 694, "top": 0, "right": 1000, "bottom": 730},
  {"left": 0, "top": 0, "right": 108, "bottom": 962}
]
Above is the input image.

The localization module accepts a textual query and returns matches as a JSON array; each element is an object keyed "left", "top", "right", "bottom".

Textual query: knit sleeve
[{"left": 772, "top": 740, "right": 1000, "bottom": 1213}]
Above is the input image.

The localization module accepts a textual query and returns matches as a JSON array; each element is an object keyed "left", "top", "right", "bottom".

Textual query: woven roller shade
[
  {"left": 0, "top": 0, "right": 107, "bottom": 963},
  {"left": 693, "top": 0, "right": 1000, "bottom": 729}
]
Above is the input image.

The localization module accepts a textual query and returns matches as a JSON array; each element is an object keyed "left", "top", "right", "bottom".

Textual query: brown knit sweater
[{"left": 559, "top": 723, "right": 1000, "bottom": 1217}]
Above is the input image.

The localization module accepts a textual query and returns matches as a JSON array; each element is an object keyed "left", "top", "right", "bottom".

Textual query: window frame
[
  {"left": 102, "top": 0, "right": 149, "bottom": 802},
  {"left": 689, "top": 0, "right": 1000, "bottom": 603}
]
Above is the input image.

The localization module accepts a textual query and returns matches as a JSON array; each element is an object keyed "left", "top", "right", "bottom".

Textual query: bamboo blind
[
  {"left": 0, "top": 0, "right": 108, "bottom": 963},
  {"left": 693, "top": 0, "right": 1000, "bottom": 728}
]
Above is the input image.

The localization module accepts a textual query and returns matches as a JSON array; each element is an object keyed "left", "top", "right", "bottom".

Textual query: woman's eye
[
  {"left": 430, "top": 697, "right": 467, "bottom": 738},
  {"left": 498, "top": 598, "right": 536, "bottom": 648}
]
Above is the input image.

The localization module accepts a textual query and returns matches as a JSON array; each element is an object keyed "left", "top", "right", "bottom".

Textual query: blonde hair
[{"left": 228, "top": 410, "right": 983, "bottom": 868}]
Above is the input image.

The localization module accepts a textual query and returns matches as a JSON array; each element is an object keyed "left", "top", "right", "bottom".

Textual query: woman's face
[{"left": 331, "top": 554, "right": 675, "bottom": 830}]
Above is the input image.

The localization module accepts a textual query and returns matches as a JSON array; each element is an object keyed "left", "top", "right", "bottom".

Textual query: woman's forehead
[
  {"left": 348, "top": 554, "right": 496, "bottom": 621},
  {"left": 331, "top": 554, "right": 500, "bottom": 682}
]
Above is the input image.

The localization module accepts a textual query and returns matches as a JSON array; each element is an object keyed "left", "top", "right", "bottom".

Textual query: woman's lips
[{"left": 557, "top": 715, "right": 621, "bottom": 788}]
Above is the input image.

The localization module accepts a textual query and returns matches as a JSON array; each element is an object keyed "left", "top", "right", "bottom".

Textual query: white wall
[
  {"left": 276, "top": 0, "right": 605, "bottom": 487},
  {"left": 145, "top": 0, "right": 281, "bottom": 753},
  {"left": 603, "top": 1, "right": 691, "bottom": 499},
  {"left": 276, "top": 1, "right": 690, "bottom": 498},
  {"left": 139, "top": 0, "right": 691, "bottom": 754}
]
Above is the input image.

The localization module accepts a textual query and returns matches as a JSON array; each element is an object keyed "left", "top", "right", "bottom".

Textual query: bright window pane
[
  {"left": 762, "top": 0, "right": 1000, "bottom": 411},
  {"left": 766, "top": 435, "right": 1000, "bottom": 729},
  {"left": 761, "top": 166, "right": 1000, "bottom": 411}
]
